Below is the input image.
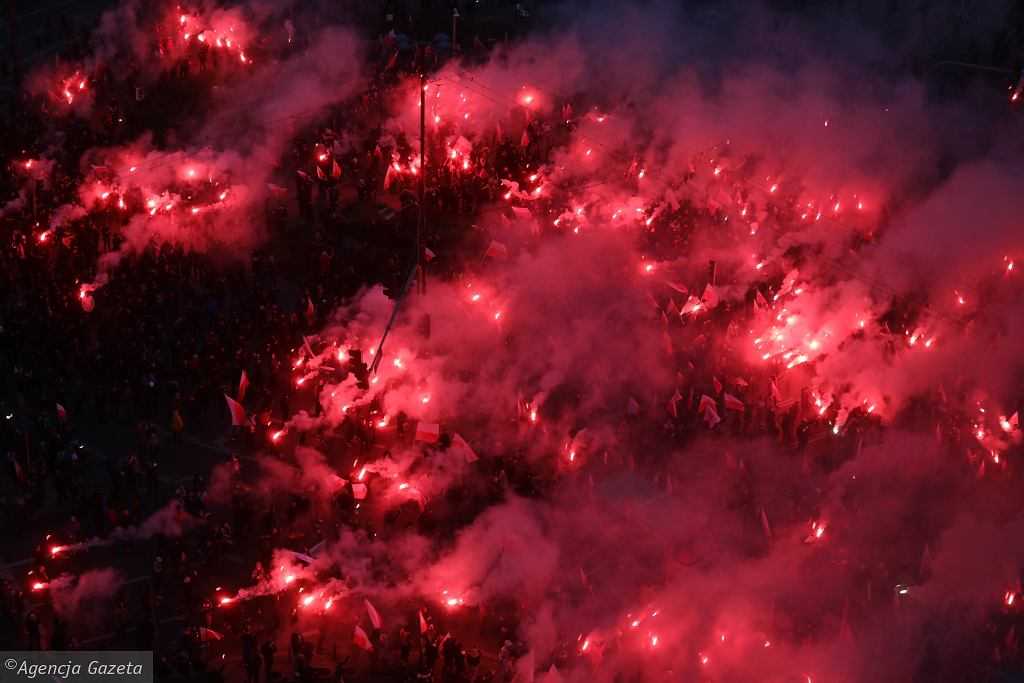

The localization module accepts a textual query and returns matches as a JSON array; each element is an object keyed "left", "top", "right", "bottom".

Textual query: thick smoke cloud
[
  {"left": 242, "top": 2, "right": 1024, "bottom": 681},
  {"left": 22, "top": 0, "right": 365, "bottom": 283},
  {"left": 12, "top": 0, "right": 1024, "bottom": 680}
]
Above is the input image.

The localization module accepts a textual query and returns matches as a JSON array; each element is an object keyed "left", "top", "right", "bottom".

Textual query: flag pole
[{"left": 418, "top": 70, "right": 427, "bottom": 295}]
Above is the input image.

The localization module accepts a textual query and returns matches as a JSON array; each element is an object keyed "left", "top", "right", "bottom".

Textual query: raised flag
[
  {"left": 511, "top": 207, "right": 532, "bottom": 221},
  {"left": 419, "top": 609, "right": 429, "bottom": 634},
  {"left": 701, "top": 284, "right": 719, "bottom": 310},
  {"left": 452, "top": 433, "right": 479, "bottom": 463},
  {"left": 302, "top": 335, "right": 316, "bottom": 358},
  {"left": 224, "top": 394, "right": 246, "bottom": 427},
  {"left": 331, "top": 160, "right": 342, "bottom": 179},
  {"left": 282, "top": 549, "right": 315, "bottom": 565},
  {"left": 316, "top": 165, "right": 326, "bottom": 181},
  {"left": 682, "top": 295, "right": 702, "bottom": 315},
  {"left": 353, "top": 625, "right": 374, "bottom": 651},
  {"left": 698, "top": 394, "right": 721, "bottom": 428},
  {"left": 778, "top": 269, "right": 799, "bottom": 297},
  {"left": 238, "top": 370, "right": 249, "bottom": 402},
  {"left": 723, "top": 393, "right": 745, "bottom": 412},
  {"left": 364, "top": 599, "right": 382, "bottom": 630},
  {"left": 56, "top": 403, "right": 67, "bottom": 421},
  {"left": 667, "top": 388, "right": 682, "bottom": 418},
  {"left": 484, "top": 240, "right": 508, "bottom": 260},
  {"left": 759, "top": 505, "right": 772, "bottom": 541},
  {"left": 198, "top": 627, "right": 224, "bottom": 642},
  {"left": 415, "top": 422, "right": 440, "bottom": 443}
]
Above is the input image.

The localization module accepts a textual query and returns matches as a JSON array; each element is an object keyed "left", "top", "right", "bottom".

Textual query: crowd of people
[{"left": 2, "top": 1, "right": 1024, "bottom": 682}]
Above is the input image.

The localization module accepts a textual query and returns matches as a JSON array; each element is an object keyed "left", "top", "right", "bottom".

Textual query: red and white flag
[
  {"left": 759, "top": 505, "right": 773, "bottom": 541},
  {"left": 415, "top": 422, "right": 440, "bottom": 444},
  {"left": 302, "top": 335, "right": 316, "bottom": 358},
  {"left": 681, "top": 295, "right": 703, "bottom": 315},
  {"left": 484, "top": 240, "right": 508, "bottom": 260},
  {"left": 701, "top": 284, "right": 719, "bottom": 310},
  {"left": 777, "top": 269, "right": 799, "bottom": 298},
  {"left": 353, "top": 625, "right": 374, "bottom": 651},
  {"left": 452, "top": 433, "right": 479, "bottom": 463},
  {"left": 698, "top": 394, "right": 721, "bottom": 428},
  {"left": 418, "top": 610, "right": 429, "bottom": 634},
  {"left": 511, "top": 206, "right": 532, "bottom": 222},
  {"left": 667, "top": 388, "right": 683, "bottom": 418},
  {"left": 224, "top": 394, "right": 247, "bottom": 427},
  {"left": 56, "top": 403, "right": 67, "bottom": 422},
  {"left": 723, "top": 393, "right": 745, "bottom": 411},
  {"left": 198, "top": 627, "right": 224, "bottom": 642},
  {"left": 331, "top": 160, "right": 342, "bottom": 179},
  {"left": 238, "top": 371, "right": 249, "bottom": 402},
  {"left": 364, "top": 599, "right": 382, "bottom": 630}
]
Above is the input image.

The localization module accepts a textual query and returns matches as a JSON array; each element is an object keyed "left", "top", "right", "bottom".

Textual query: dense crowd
[{"left": 2, "top": 1, "right": 1024, "bottom": 682}]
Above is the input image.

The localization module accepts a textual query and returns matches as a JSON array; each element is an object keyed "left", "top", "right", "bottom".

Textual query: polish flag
[
  {"left": 364, "top": 599, "right": 382, "bottom": 630},
  {"left": 224, "top": 394, "right": 246, "bottom": 427},
  {"left": 238, "top": 371, "right": 249, "bottom": 402},
  {"left": 701, "top": 284, "right": 719, "bottom": 309},
  {"left": 353, "top": 625, "right": 374, "bottom": 651},
  {"left": 485, "top": 240, "right": 508, "bottom": 260},
  {"left": 698, "top": 394, "right": 721, "bottom": 428},
  {"left": 415, "top": 422, "right": 440, "bottom": 444},
  {"left": 723, "top": 393, "right": 745, "bottom": 411}
]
